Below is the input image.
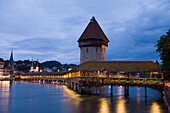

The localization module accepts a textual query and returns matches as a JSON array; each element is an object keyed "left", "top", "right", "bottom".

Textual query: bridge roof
[
  {"left": 73, "top": 61, "right": 161, "bottom": 73},
  {"left": 23, "top": 72, "right": 66, "bottom": 76}
]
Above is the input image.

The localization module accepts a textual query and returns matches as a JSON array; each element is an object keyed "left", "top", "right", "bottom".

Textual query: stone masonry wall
[{"left": 80, "top": 47, "right": 106, "bottom": 64}]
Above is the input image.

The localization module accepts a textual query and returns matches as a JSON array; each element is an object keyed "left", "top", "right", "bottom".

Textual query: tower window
[
  {"left": 86, "top": 48, "right": 88, "bottom": 52},
  {"left": 96, "top": 48, "right": 98, "bottom": 52}
]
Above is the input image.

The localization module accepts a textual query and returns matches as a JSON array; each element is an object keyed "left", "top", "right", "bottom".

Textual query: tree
[{"left": 155, "top": 29, "right": 170, "bottom": 79}]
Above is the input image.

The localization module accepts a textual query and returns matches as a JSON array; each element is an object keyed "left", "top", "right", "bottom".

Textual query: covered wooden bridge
[
  {"left": 67, "top": 61, "right": 163, "bottom": 79},
  {"left": 18, "top": 61, "right": 165, "bottom": 97}
]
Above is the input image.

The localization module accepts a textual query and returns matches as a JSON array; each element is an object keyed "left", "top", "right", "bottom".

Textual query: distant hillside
[
  {"left": 40, "top": 61, "right": 62, "bottom": 68},
  {"left": 15, "top": 60, "right": 77, "bottom": 72}
]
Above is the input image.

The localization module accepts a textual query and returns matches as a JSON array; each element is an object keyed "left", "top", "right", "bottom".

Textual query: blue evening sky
[{"left": 0, "top": 0, "right": 170, "bottom": 64}]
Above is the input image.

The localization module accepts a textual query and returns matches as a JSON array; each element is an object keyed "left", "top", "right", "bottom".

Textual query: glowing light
[
  {"left": 137, "top": 87, "right": 140, "bottom": 104},
  {"left": 99, "top": 98, "right": 110, "bottom": 113},
  {"left": 61, "top": 85, "right": 82, "bottom": 107},
  {"left": 116, "top": 99, "right": 126, "bottom": 113},
  {"left": 0, "top": 81, "right": 10, "bottom": 112},
  {"left": 152, "top": 72, "right": 158, "bottom": 74},
  {"left": 119, "top": 71, "right": 125, "bottom": 73},
  {"left": 150, "top": 102, "right": 161, "bottom": 113}
]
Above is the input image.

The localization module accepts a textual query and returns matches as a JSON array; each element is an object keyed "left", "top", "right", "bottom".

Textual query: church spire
[{"left": 9, "top": 48, "right": 14, "bottom": 63}]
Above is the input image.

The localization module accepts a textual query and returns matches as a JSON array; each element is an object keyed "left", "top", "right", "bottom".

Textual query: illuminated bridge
[{"left": 17, "top": 61, "right": 165, "bottom": 97}]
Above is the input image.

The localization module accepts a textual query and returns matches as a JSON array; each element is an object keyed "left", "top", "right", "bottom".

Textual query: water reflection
[
  {"left": 99, "top": 98, "right": 110, "bottom": 113},
  {"left": 151, "top": 102, "right": 161, "bottom": 113},
  {"left": 62, "top": 85, "right": 83, "bottom": 107},
  {"left": 117, "top": 86, "right": 123, "bottom": 99},
  {"left": 116, "top": 99, "right": 127, "bottom": 113},
  {"left": 0, "top": 81, "right": 10, "bottom": 113},
  {"left": 137, "top": 87, "right": 140, "bottom": 104},
  {"left": 0, "top": 81, "right": 168, "bottom": 113}
]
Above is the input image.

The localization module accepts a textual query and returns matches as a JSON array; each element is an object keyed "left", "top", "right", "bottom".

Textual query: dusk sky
[{"left": 0, "top": 0, "right": 170, "bottom": 64}]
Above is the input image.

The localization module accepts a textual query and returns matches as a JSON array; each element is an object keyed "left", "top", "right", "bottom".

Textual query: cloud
[{"left": 0, "top": 0, "right": 170, "bottom": 64}]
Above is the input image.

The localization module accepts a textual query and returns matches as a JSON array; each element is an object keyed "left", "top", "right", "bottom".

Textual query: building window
[
  {"left": 96, "top": 48, "right": 98, "bottom": 52},
  {"left": 86, "top": 48, "right": 88, "bottom": 52}
]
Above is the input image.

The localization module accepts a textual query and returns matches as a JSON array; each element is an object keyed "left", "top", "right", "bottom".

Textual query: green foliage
[
  {"left": 41, "top": 61, "right": 62, "bottom": 68},
  {"left": 155, "top": 29, "right": 170, "bottom": 79}
]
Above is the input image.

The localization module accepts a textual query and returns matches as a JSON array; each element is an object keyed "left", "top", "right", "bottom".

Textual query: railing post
[
  {"left": 149, "top": 72, "right": 152, "bottom": 79},
  {"left": 97, "top": 71, "right": 99, "bottom": 77},
  {"left": 161, "top": 72, "right": 164, "bottom": 79},
  {"left": 107, "top": 71, "right": 110, "bottom": 78},
  {"left": 111, "top": 72, "right": 113, "bottom": 78},
  {"left": 90, "top": 72, "right": 92, "bottom": 77},
  {"left": 128, "top": 72, "right": 132, "bottom": 78},
  {"left": 94, "top": 71, "right": 96, "bottom": 77}
]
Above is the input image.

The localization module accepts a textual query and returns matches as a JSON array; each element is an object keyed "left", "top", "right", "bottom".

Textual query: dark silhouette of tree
[
  {"left": 155, "top": 29, "right": 170, "bottom": 79},
  {"left": 156, "top": 60, "right": 159, "bottom": 65}
]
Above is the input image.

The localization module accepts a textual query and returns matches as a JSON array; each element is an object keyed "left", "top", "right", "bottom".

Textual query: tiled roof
[
  {"left": 74, "top": 61, "right": 161, "bottom": 72},
  {"left": 78, "top": 17, "right": 109, "bottom": 42},
  {"left": 4, "top": 61, "right": 11, "bottom": 68},
  {"left": 23, "top": 72, "right": 66, "bottom": 76}
]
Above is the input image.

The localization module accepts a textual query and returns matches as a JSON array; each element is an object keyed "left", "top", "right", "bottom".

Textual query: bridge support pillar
[
  {"left": 145, "top": 87, "right": 147, "bottom": 97},
  {"left": 124, "top": 86, "right": 129, "bottom": 97},
  {"left": 88, "top": 87, "right": 91, "bottom": 94},
  {"left": 71, "top": 82, "right": 74, "bottom": 90},
  {"left": 110, "top": 85, "right": 113, "bottom": 96},
  {"left": 67, "top": 82, "right": 69, "bottom": 87},
  {"left": 75, "top": 84, "right": 78, "bottom": 92},
  {"left": 80, "top": 86, "right": 85, "bottom": 93},
  {"left": 95, "top": 87, "right": 98, "bottom": 94},
  {"left": 73, "top": 83, "right": 76, "bottom": 91},
  {"left": 69, "top": 82, "right": 71, "bottom": 88},
  {"left": 127, "top": 86, "right": 129, "bottom": 96},
  {"left": 78, "top": 85, "right": 81, "bottom": 93}
]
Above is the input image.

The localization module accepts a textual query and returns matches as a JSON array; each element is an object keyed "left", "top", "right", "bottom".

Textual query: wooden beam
[
  {"left": 111, "top": 72, "right": 113, "bottom": 77},
  {"left": 97, "top": 71, "right": 100, "bottom": 77},
  {"left": 128, "top": 72, "right": 132, "bottom": 78},
  {"left": 94, "top": 71, "right": 96, "bottom": 77},
  {"left": 107, "top": 71, "right": 110, "bottom": 78},
  {"left": 149, "top": 72, "right": 152, "bottom": 79},
  {"left": 161, "top": 72, "right": 164, "bottom": 79}
]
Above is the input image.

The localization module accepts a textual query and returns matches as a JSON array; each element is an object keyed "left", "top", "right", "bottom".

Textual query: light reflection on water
[
  {"left": 137, "top": 87, "right": 140, "bottom": 104},
  {"left": 99, "top": 98, "right": 110, "bottom": 113},
  {"left": 0, "top": 81, "right": 10, "bottom": 113},
  {"left": 0, "top": 81, "right": 168, "bottom": 113},
  {"left": 116, "top": 99, "right": 126, "bottom": 113},
  {"left": 151, "top": 102, "right": 161, "bottom": 113}
]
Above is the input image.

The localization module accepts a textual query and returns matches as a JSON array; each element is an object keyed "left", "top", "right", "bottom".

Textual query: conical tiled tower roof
[{"left": 78, "top": 17, "right": 109, "bottom": 42}]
